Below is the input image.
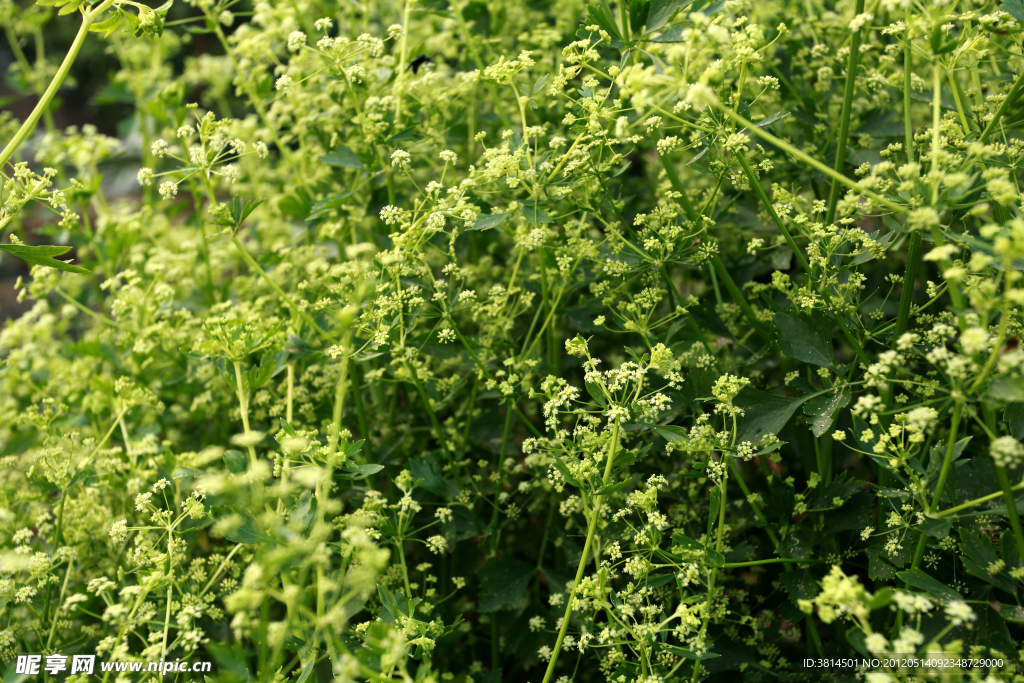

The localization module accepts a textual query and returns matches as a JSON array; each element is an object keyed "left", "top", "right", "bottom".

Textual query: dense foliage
[{"left": 4, "top": 0, "right": 1024, "bottom": 680}]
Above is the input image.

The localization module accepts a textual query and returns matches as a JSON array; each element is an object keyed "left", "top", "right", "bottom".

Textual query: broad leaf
[
  {"left": 774, "top": 310, "right": 835, "bottom": 369},
  {"left": 468, "top": 212, "right": 511, "bottom": 231},
  {"left": 320, "top": 146, "right": 364, "bottom": 169},
  {"left": 477, "top": 557, "right": 534, "bottom": 612},
  {"left": 803, "top": 386, "right": 851, "bottom": 437},
  {"left": 734, "top": 387, "right": 816, "bottom": 443}
]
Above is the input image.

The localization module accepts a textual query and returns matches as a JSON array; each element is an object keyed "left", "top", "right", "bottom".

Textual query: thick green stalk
[
  {"left": 0, "top": 0, "right": 117, "bottom": 169},
  {"left": 825, "top": 0, "right": 866, "bottom": 224},
  {"left": 692, "top": 472, "right": 728, "bottom": 681},
  {"left": 539, "top": 423, "right": 620, "bottom": 683},
  {"left": 995, "top": 465, "right": 1024, "bottom": 566},
  {"left": 929, "top": 401, "right": 964, "bottom": 514},
  {"left": 934, "top": 482, "right": 1024, "bottom": 517}
]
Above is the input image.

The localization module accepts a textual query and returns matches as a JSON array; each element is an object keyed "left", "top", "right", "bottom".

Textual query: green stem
[
  {"left": 934, "top": 482, "right": 1024, "bottom": 517},
  {"left": 0, "top": 0, "right": 117, "bottom": 169},
  {"left": 978, "top": 69, "right": 1024, "bottom": 144},
  {"left": 995, "top": 465, "right": 1024, "bottom": 567},
  {"left": 716, "top": 105, "right": 906, "bottom": 214},
  {"left": 903, "top": 8, "right": 914, "bottom": 163},
  {"left": 736, "top": 153, "right": 811, "bottom": 276},
  {"left": 404, "top": 360, "right": 453, "bottom": 466},
  {"left": 692, "top": 473, "right": 728, "bottom": 681},
  {"left": 825, "top": 0, "right": 866, "bottom": 224},
  {"left": 539, "top": 423, "right": 620, "bottom": 683},
  {"left": 928, "top": 401, "right": 964, "bottom": 514}
]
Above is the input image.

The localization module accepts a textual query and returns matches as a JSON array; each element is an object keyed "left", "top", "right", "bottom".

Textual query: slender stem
[
  {"left": 716, "top": 105, "right": 906, "bottom": 214},
  {"left": 978, "top": 69, "right": 1024, "bottom": 144},
  {"left": 934, "top": 482, "right": 1024, "bottom": 518},
  {"left": 723, "top": 558, "right": 827, "bottom": 568},
  {"left": 231, "top": 235, "right": 329, "bottom": 341},
  {"left": 233, "top": 361, "right": 259, "bottom": 467},
  {"left": 489, "top": 405, "right": 515, "bottom": 554},
  {"left": 995, "top": 465, "right": 1024, "bottom": 566},
  {"left": 539, "top": 423, "right": 620, "bottom": 683},
  {"left": 825, "top": 0, "right": 866, "bottom": 224},
  {"left": 903, "top": 8, "right": 914, "bottom": 163},
  {"left": 692, "top": 472, "right": 728, "bottom": 681},
  {"left": 0, "top": 0, "right": 117, "bottom": 169},
  {"left": 404, "top": 360, "right": 453, "bottom": 466},
  {"left": 928, "top": 402, "right": 964, "bottom": 514},
  {"left": 659, "top": 148, "right": 770, "bottom": 339},
  {"left": 736, "top": 153, "right": 811, "bottom": 275},
  {"left": 969, "top": 271, "right": 1011, "bottom": 393}
]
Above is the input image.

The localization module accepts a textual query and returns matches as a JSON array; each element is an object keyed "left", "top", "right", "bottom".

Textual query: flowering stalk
[
  {"left": 539, "top": 422, "right": 620, "bottom": 683},
  {"left": 0, "top": 0, "right": 118, "bottom": 169}
]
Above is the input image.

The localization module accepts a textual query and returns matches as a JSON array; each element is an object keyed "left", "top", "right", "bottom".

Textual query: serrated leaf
[
  {"left": 596, "top": 479, "right": 630, "bottom": 495},
  {"left": 337, "top": 463, "right": 384, "bottom": 480},
  {"left": 0, "top": 244, "right": 89, "bottom": 273},
  {"left": 917, "top": 516, "right": 952, "bottom": 539},
  {"left": 734, "top": 387, "right": 820, "bottom": 443},
  {"left": 803, "top": 386, "right": 851, "bottom": 437},
  {"left": 774, "top": 309, "right": 835, "bottom": 369},
  {"left": 173, "top": 468, "right": 207, "bottom": 479}
]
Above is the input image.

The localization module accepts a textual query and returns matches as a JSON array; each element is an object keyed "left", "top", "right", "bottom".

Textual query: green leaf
[
  {"left": 774, "top": 310, "right": 835, "bottom": 369},
  {"left": 646, "top": 0, "right": 693, "bottom": 32},
  {"left": 552, "top": 458, "right": 582, "bottom": 488},
  {"left": 896, "top": 568, "right": 962, "bottom": 602},
  {"left": 596, "top": 479, "right": 630, "bottom": 495},
  {"left": 641, "top": 423, "right": 689, "bottom": 443},
  {"left": 0, "top": 244, "right": 89, "bottom": 273},
  {"left": 173, "top": 468, "right": 207, "bottom": 479},
  {"left": 803, "top": 386, "right": 851, "bottom": 437},
  {"left": 734, "top": 387, "right": 819, "bottom": 443},
  {"left": 337, "top": 463, "right": 384, "bottom": 480},
  {"left": 211, "top": 505, "right": 274, "bottom": 544},
  {"left": 223, "top": 449, "right": 247, "bottom": 474},
  {"left": 1006, "top": 0, "right": 1024, "bottom": 25},
  {"left": 319, "top": 146, "right": 364, "bottom": 169},
  {"left": 707, "top": 486, "right": 721, "bottom": 538},
  {"left": 477, "top": 557, "right": 534, "bottom": 612},
  {"left": 521, "top": 202, "right": 551, "bottom": 224},
  {"left": 868, "top": 586, "right": 894, "bottom": 610},
  {"left": 293, "top": 659, "right": 316, "bottom": 683},
  {"left": 917, "top": 517, "right": 952, "bottom": 539},
  {"left": 988, "top": 375, "right": 1024, "bottom": 402},
  {"left": 1004, "top": 403, "right": 1024, "bottom": 439},
  {"left": 468, "top": 212, "right": 511, "bottom": 231},
  {"left": 705, "top": 548, "right": 725, "bottom": 567}
]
